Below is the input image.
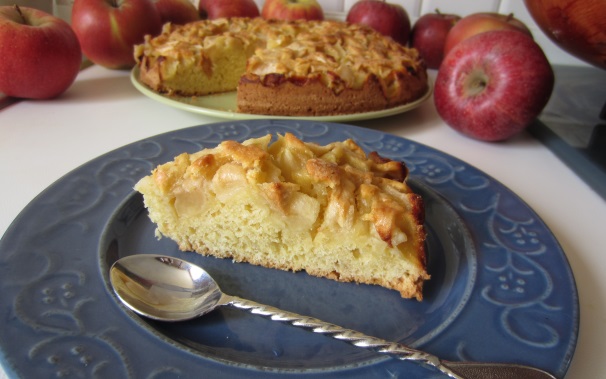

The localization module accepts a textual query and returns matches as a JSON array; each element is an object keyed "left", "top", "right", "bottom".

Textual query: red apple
[
  {"left": 410, "top": 10, "right": 460, "bottom": 69},
  {"left": 197, "top": 0, "right": 210, "bottom": 18},
  {"left": 153, "top": 0, "right": 199, "bottom": 25},
  {"left": 199, "top": 0, "right": 259, "bottom": 19},
  {"left": 0, "top": 6, "right": 81, "bottom": 99},
  {"left": 443, "top": 12, "right": 532, "bottom": 56},
  {"left": 346, "top": 0, "right": 410, "bottom": 45},
  {"left": 434, "top": 30, "right": 554, "bottom": 142},
  {"left": 524, "top": 0, "right": 606, "bottom": 70},
  {"left": 261, "top": 0, "right": 324, "bottom": 21},
  {"left": 72, "top": 0, "right": 163, "bottom": 69}
]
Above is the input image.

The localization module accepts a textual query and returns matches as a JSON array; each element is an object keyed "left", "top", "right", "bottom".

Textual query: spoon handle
[{"left": 225, "top": 295, "right": 464, "bottom": 379}]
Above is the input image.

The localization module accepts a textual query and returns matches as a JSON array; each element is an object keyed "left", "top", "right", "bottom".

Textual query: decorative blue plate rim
[{"left": 0, "top": 120, "right": 578, "bottom": 379}]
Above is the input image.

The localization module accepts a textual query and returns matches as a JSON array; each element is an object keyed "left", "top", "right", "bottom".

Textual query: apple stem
[
  {"left": 109, "top": 0, "right": 120, "bottom": 8},
  {"left": 13, "top": 5, "right": 27, "bottom": 25},
  {"left": 435, "top": 9, "right": 441, "bottom": 15},
  {"left": 506, "top": 13, "right": 515, "bottom": 22}
]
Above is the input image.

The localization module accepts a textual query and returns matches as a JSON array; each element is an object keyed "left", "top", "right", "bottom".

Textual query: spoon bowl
[
  {"left": 109, "top": 254, "right": 556, "bottom": 379},
  {"left": 110, "top": 254, "right": 225, "bottom": 321}
]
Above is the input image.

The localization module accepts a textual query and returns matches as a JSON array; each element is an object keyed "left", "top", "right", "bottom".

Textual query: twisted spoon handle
[{"left": 224, "top": 296, "right": 464, "bottom": 379}]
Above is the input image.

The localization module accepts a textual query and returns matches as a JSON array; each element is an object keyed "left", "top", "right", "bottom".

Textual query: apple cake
[
  {"left": 134, "top": 17, "right": 428, "bottom": 116},
  {"left": 135, "top": 133, "right": 429, "bottom": 300}
]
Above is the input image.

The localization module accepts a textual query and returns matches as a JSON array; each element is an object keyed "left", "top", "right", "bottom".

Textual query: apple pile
[
  {"left": 344, "top": 3, "right": 554, "bottom": 142},
  {"left": 0, "top": 0, "right": 554, "bottom": 143},
  {"left": 0, "top": 5, "right": 82, "bottom": 99},
  {"left": 433, "top": 12, "right": 554, "bottom": 142}
]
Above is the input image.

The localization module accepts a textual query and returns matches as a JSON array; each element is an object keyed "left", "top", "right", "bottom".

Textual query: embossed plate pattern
[{"left": 0, "top": 121, "right": 577, "bottom": 378}]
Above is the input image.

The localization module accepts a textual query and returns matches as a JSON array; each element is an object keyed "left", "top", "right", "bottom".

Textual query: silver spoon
[{"left": 109, "top": 254, "right": 557, "bottom": 379}]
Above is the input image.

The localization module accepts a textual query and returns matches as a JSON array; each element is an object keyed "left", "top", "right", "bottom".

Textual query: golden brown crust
[
  {"left": 134, "top": 18, "right": 428, "bottom": 116},
  {"left": 236, "top": 71, "right": 427, "bottom": 116},
  {"left": 135, "top": 134, "right": 429, "bottom": 300},
  {"left": 236, "top": 73, "right": 389, "bottom": 116}
]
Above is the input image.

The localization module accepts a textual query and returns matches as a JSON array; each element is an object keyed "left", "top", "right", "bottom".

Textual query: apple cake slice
[{"left": 135, "top": 133, "right": 429, "bottom": 299}]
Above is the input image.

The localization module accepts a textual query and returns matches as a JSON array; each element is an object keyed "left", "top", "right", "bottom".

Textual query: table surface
[{"left": 1, "top": 65, "right": 604, "bottom": 379}]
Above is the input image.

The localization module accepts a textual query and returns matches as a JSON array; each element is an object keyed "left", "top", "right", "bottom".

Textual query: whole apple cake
[
  {"left": 135, "top": 133, "right": 429, "bottom": 300},
  {"left": 134, "top": 17, "right": 428, "bottom": 116}
]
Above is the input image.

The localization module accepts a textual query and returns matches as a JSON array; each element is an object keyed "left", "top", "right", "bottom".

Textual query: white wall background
[{"left": 1, "top": 0, "right": 588, "bottom": 67}]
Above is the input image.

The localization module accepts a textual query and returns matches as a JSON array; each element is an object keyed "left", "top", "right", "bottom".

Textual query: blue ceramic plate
[{"left": 0, "top": 121, "right": 577, "bottom": 378}]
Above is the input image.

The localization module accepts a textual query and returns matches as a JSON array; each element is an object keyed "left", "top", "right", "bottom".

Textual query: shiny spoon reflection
[{"left": 109, "top": 254, "right": 556, "bottom": 379}]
